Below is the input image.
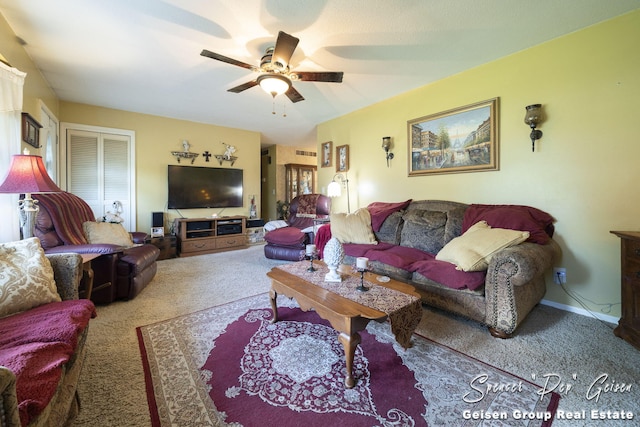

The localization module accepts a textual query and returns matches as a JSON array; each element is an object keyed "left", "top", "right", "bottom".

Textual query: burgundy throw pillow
[
  {"left": 462, "top": 204, "right": 555, "bottom": 244},
  {"left": 411, "top": 259, "right": 487, "bottom": 290},
  {"left": 264, "top": 227, "right": 305, "bottom": 246},
  {"left": 367, "top": 200, "right": 412, "bottom": 232}
]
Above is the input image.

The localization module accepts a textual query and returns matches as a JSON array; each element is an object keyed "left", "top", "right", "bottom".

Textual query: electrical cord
[{"left": 555, "top": 271, "right": 619, "bottom": 330}]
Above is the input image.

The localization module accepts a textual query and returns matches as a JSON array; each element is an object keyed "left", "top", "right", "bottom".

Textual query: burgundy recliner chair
[
  {"left": 33, "top": 192, "right": 160, "bottom": 304},
  {"left": 264, "top": 194, "right": 331, "bottom": 261}
]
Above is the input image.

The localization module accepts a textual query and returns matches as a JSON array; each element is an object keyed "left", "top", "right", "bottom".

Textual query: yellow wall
[
  {"left": 0, "top": 12, "right": 59, "bottom": 154},
  {"left": 274, "top": 145, "right": 317, "bottom": 203},
  {"left": 317, "top": 10, "right": 640, "bottom": 317},
  {"left": 261, "top": 145, "right": 317, "bottom": 221},
  {"left": 59, "top": 102, "right": 261, "bottom": 233}
]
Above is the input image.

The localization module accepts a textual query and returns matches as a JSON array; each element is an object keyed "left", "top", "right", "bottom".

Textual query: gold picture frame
[
  {"left": 408, "top": 97, "right": 499, "bottom": 176},
  {"left": 336, "top": 144, "right": 349, "bottom": 172},
  {"left": 321, "top": 141, "right": 333, "bottom": 168}
]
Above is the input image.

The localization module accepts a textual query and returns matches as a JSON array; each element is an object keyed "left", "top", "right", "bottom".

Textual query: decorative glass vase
[{"left": 323, "top": 237, "right": 344, "bottom": 282}]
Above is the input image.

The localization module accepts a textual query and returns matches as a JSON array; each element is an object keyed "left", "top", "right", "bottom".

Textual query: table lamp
[{"left": 0, "top": 153, "right": 63, "bottom": 239}]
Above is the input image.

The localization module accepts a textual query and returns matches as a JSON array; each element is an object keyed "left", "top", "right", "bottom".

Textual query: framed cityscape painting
[{"left": 408, "top": 97, "right": 499, "bottom": 176}]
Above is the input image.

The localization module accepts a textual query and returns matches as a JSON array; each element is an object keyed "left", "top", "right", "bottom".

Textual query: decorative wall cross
[{"left": 203, "top": 151, "right": 212, "bottom": 162}]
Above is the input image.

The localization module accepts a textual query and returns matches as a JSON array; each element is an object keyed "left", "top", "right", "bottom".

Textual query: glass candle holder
[
  {"left": 306, "top": 244, "right": 317, "bottom": 272},
  {"left": 354, "top": 257, "right": 369, "bottom": 292}
]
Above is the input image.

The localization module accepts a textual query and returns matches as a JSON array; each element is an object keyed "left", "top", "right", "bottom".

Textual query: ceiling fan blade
[
  {"left": 228, "top": 80, "right": 258, "bottom": 93},
  {"left": 295, "top": 71, "right": 344, "bottom": 83},
  {"left": 200, "top": 49, "right": 255, "bottom": 70},
  {"left": 272, "top": 31, "right": 299, "bottom": 68},
  {"left": 285, "top": 86, "right": 305, "bottom": 103}
]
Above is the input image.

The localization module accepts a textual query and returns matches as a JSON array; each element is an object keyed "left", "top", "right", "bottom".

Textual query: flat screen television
[{"left": 167, "top": 165, "right": 243, "bottom": 209}]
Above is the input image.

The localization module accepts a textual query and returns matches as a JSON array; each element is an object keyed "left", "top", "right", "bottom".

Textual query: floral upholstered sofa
[
  {"left": 319, "top": 200, "right": 561, "bottom": 337},
  {"left": 0, "top": 238, "right": 95, "bottom": 426}
]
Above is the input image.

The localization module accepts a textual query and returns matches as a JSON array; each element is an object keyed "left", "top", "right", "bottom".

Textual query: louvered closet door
[{"left": 67, "top": 129, "right": 132, "bottom": 229}]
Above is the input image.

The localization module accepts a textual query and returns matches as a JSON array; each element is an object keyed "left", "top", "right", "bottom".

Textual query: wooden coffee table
[{"left": 267, "top": 262, "right": 421, "bottom": 388}]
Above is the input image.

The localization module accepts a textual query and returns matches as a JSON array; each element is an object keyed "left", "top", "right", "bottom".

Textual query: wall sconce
[
  {"left": 382, "top": 136, "right": 394, "bottom": 166},
  {"left": 327, "top": 173, "right": 350, "bottom": 213},
  {"left": 524, "top": 104, "right": 543, "bottom": 152}
]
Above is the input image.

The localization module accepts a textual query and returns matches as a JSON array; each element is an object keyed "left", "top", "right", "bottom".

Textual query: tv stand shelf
[{"left": 174, "top": 216, "right": 247, "bottom": 257}]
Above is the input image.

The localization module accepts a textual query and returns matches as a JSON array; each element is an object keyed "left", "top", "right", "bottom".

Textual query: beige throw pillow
[
  {"left": 436, "top": 221, "right": 529, "bottom": 271},
  {"left": 330, "top": 208, "right": 378, "bottom": 244},
  {"left": 0, "top": 237, "right": 61, "bottom": 318},
  {"left": 83, "top": 221, "right": 134, "bottom": 248}
]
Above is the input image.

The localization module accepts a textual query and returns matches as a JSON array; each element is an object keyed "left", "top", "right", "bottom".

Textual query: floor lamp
[
  {"left": 327, "top": 173, "right": 350, "bottom": 213},
  {"left": 0, "top": 154, "right": 63, "bottom": 239}
]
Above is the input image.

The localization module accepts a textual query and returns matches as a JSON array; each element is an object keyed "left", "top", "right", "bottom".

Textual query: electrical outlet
[{"left": 553, "top": 268, "right": 566, "bottom": 285}]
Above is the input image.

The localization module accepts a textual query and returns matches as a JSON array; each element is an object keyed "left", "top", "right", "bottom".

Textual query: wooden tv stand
[{"left": 174, "top": 216, "right": 247, "bottom": 257}]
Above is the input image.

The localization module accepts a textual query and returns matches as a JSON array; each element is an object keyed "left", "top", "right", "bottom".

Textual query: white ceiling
[{"left": 1, "top": 0, "right": 638, "bottom": 148}]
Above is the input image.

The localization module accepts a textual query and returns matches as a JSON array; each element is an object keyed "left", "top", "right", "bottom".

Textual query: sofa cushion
[
  {"left": 367, "top": 200, "right": 411, "bottom": 231},
  {"left": 0, "top": 299, "right": 95, "bottom": 426},
  {"left": 436, "top": 221, "right": 530, "bottom": 271},
  {"left": 400, "top": 210, "right": 448, "bottom": 254},
  {"left": 411, "top": 259, "right": 487, "bottom": 290},
  {"left": 330, "top": 208, "right": 377, "bottom": 244},
  {"left": 83, "top": 221, "right": 134, "bottom": 248},
  {"left": 374, "top": 210, "right": 405, "bottom": 244},
  {"left": 0, "top": 238, "right": 61, "bottom": 318},
  {"left": 119, "top": 245, "right": 160, "bottom": 275},
  {"left": 462, "top": 204, "right": 555, "bottom": 244},
  {"left": 34, "top": 207, "right": 64, "bottom": 249},
  {"left": 264, "top": 227, "right": 306, "bottom": 246}
]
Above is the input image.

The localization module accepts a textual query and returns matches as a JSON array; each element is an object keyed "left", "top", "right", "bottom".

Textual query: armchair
[
  {"left": 32, "top": 192, "right": 159, "bottom": 304},
  {"left": 264, "top": 194, "right": 331, "bottom": 261},
  {"left": 1, "top": 249, "right": 94, "bottom": 427}
]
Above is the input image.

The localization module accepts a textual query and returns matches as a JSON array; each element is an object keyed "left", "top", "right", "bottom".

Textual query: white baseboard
[{"left": 540, "top": 299, "right": 619, "bottom": 325}]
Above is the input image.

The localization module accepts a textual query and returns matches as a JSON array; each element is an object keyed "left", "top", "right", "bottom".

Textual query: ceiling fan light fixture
[{"left": 257, "top": 74, "right": 290, "bottom": 97}]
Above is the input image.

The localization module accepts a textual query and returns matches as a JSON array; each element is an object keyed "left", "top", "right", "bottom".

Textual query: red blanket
[
  {"left": 367, "top": 200, "right": 411, "bottom": 231},
  {"left": 34, "top": 192, "right": 95, "bottom": 246},
  {"left": 0, "top": 300, "right": 96, "bottom": 426}
]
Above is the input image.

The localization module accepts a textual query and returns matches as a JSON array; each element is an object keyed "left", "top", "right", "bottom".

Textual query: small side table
[
  {"left": 610, "top": 230, "right": 640, "bottom": 351},
  {"left": 145, "top": 234, "right": 177, "bottom": 260},
  {"left": 79, "top": 253, "right": 100, "bottom": 300}
]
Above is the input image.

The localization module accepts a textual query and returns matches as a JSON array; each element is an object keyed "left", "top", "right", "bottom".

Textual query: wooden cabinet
[
  {"left": 145, "top": 235, "right": 177, "bottom": 260},
  {"left": 285, "top": 163, "right": 316, "bottom": 203},
  {"left": 610, "top": 231, "right": 640, "bottom": 350},
  {"left": 174, "top": 216, "right": 247, "bottom": 257}
]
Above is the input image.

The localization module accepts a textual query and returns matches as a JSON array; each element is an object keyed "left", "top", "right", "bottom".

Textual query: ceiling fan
[{"left": 201, "top": 31, "right": 343, "bottom": 103}]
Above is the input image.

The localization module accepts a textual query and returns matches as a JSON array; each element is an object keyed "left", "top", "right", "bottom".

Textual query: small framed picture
[
  {"left": 321, "top": 141, "right": 332, "bottom": 167},
  {"left": 21, "top": 112, "right": 42, "bottom": 148},
  {"left": 336, "top": 144, "right": 349, "bottom": 172}
]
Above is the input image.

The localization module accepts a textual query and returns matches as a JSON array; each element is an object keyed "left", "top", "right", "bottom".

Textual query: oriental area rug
[{"left": 137, "top": 294, "right": 559, "bottom": 427}]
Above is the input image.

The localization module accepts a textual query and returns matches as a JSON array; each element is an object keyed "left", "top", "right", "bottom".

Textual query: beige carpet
[{"left": 72, "top": 245, "right": 640, "bottom": 427}]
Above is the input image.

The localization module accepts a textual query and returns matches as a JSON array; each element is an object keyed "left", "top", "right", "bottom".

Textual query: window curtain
[{"left": 0, "top": 62, "right": 26, "bottom": 242}]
